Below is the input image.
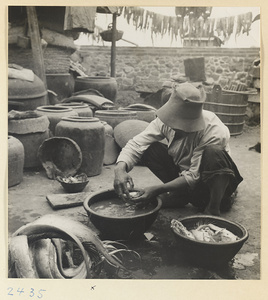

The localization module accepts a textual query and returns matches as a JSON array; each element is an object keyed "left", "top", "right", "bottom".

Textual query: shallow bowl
[
  {"left": 57, "top": 173, "right": 89, "bottom": 193},
  {"left": 171, "top": 215, "right": 249, "bottom": 267}
]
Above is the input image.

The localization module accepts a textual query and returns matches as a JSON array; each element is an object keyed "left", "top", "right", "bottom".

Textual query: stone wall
[
  {"left": 75, "top": 46, "right": 260, "bottom": 108},
  {"left": 77, "top": 46, "right": 259, "bottom": 85}
]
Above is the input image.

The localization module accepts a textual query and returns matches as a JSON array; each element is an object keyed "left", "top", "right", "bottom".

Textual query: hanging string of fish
[
  {"left": 171, "top": 219, "right": 239, "bottom": 243},
  {"left": 8, "top": 214, "right": 141, "bottom": 279},
  {"left": 120, "top": 7, "right": 254, "bottom": 44}
]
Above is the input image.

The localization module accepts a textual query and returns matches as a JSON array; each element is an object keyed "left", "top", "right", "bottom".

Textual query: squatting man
[{"left": 113, "top": 82, "right": 243, "bottom": 216}]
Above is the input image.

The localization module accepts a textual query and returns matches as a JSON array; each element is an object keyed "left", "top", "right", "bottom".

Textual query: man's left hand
[{"left": 130, "top": 186, "right": 160, "bottom": 208}]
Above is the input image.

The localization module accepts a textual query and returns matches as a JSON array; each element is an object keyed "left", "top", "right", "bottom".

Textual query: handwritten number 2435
[{"left": 7, "top": 287, "right": 46, "bottom": 298}]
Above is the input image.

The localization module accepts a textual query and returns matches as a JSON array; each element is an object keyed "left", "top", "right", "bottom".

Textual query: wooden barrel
[{"left": 204, "top": 85, "right": 250, "bottom": 136}]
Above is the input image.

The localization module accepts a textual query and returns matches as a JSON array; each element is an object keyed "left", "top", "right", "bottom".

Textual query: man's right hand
[{"left": 114, "top": 162, "right": 134, "bottom": 201}]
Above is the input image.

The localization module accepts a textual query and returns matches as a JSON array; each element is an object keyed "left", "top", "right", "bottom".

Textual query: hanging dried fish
[
  {"left": 168, "top": 16, "right": 172, "bottom": 36},
  {"left": 162, "top": 15, "right": 169, "bottom": 36},
  {"left": 227, "top": 16, "right": 235, "bottom": 37},
  {"left": 203, "top": 18, "right": 210, "bottom": 37},
  {"left": 208, "top": 18, "right": 216, "bottom": 37},
  {"left": 215, "top": 18, "right": 222, "bottom": 36},
  {"left": 123, "top": 7, "right": 128, "bottom": 21},
  {"left": 188, "top": 14, "right": 195, "bottom": 38},
  {"left": 178, "top": 15, "right": 184, "bottom": 38},
  {"left": 151, "top": 12, "right": 156, "bottom": 35},
  {"left": 133, "top": 7, "right": 143, "bottom": 29},
  {"left": 236, "top": 14, "right": 243, "bottom": 37},
  {"left": 168, "top": 16, "right": 179, "bottom": 42},
  {"left": 126, "top": 7, "right": 134, "bottom": 24},
  {"left": 183, "top": 15, "right": 190, "bottom": 37},
  {"left": 121, "top": 6, "right": 254, "bottom": 46},
  {"left": 143, "top": 10, "right": 150, "bottom": 30},
  {"left": 157, "top": 14, "right": 164, "bottom": 34},
  {"left": 118, "top": 7, "right": 124, "bottom": 16},
  {"left": 151, "top": 13, "right": 162, "bottom": 36},
  {"left": 173, "top": 16, "right": 181, "bottom": 40},
  {"left": 243, "top": 12, "right": 253, "bottom": 35},
  {"left": 196, "top": 15, "right": 205, "bottom": 37},
  {"left": 137, "top": 8, "right": 145, "bottom": 29},
  {"left": 221, "top": 17, "right": 227, "bottom": 39}
]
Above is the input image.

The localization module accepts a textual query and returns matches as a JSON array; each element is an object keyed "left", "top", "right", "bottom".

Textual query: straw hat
[{"left": 157, "top": 82, "right": 206, "bottom": 132}]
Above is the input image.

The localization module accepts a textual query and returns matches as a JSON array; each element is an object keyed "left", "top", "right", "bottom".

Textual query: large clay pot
[
  {"left": 46, "top": 73, "right": 75, "bottom": 100},
  {"left": 56, "top": 102, "right": 93, "bottom": 117},
  {"left": 94, "top": 110, "right": 137, "bottom": 128},
  {"left": 114, "top": 119, "right": 150, "bottom": 149},
  {"left": 121, "top": 104, "right": 156, "bottom": 123},
  {"left": 74, "top": 76, "right": 118, "bottom": 102},
  {"left": 101, "top": 121, "right": 120, "bottom": 165},
  {"left": 8, "top": 136, "right": 24, "bottom": 187},
  {"left": 55, "top": 116, "right": 105, "bottom": 177},
  {"left": 8, "top": 115, "right": 50, "bottom": 168},
  {"left": 8, "top": 73, "right": 48, "bottom": 111},
  {"left": 36, "top": 105, "right": 78, "bottom": 135}
]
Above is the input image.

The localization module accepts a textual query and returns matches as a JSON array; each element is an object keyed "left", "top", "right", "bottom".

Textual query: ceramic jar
[
  {"left": 101, "top": 121, "right": 119, "bottom": 165},
  {"left": 94, "top": 110, "right": 137, "bottom": 128},
  {"left": 114, "top": 119, "right": 150, "bottom": 149},
  {"left": 56, "top": 102, "right": 93, "bottom": 117},
  {"left": 74, "top": 76, "right": 118, "bottom": 101},
  {"left": 8, "top": 73, "right": 48, "bottom": 111},
  {"left": 36, "top": 105, "right": 78, "bottom": 135},
  {"left": 8, "top": 135, "right": 24, "bottom": 187},
  {"left": 120, "top": 105, "right": 156, "bottom": 123},
  {"left": 55, "top": 116, "right": 105, "bottom": 177},
  {"left": 8, "top": 115, "right": 50, "bottom": 168}
]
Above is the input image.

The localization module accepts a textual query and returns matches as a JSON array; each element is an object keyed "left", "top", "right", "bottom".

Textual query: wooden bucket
[
  {"left": 184, "top": 57, "right": 206, "bottom": 82},
  {"left": 204, "top": 85, "right": 250, "bottom": 136}
]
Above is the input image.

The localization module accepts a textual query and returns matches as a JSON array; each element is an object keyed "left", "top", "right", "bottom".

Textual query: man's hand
[
  {"left": 114, "top": 162, "right": 134, "bottom": 201},
  {"left": 130, "top": 186, "right": 160, "bottom": 208}
]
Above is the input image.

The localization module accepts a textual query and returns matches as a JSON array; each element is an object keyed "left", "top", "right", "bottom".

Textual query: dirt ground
[{"left": 8, "top": 124, "right": 261, "bottom": 280}]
